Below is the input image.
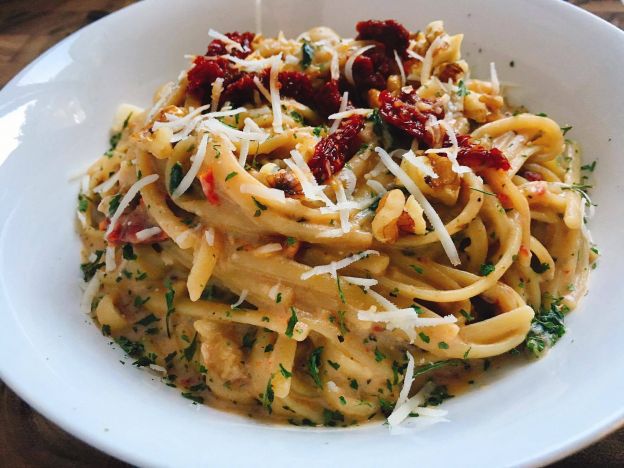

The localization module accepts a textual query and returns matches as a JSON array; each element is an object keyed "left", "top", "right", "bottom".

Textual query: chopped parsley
[
  {"left": 285, "top": 307, "right": 298, "bottom": 338},
  {"left": 525, "top": 297, "right": 568, "bottom": 357},
  {"left": 456, "top": 79, "right": 470, "bottom": 97},
  {"left": 322, "top": 408, "right": 345, "bottom": 427},
  {"left": 279, "top": 363, "right": 292, "bottom": 378},
  {"left": 181, "top": 392, "right": 204, "bottom": 404},
  {"left": 285, "top": 236, "right": 296, "bottom": 246},
  {"left": 242, "top": 331, "right": 256, "bottom": 350},
  {"left": 561, "top": 125, "right": 573, "bottom": 135},
  {"left": 165, "top": 280, "right": 176, "bottom": 338},
  {"left": 307, "top": 347, "right": 324, "bottom": 389},
  {"left": 413, "top": 359, "right": 460, "bottom": 377},
  {"left": 349, "top": 378, "right": 359, "bottom": 390},
  {"left": 80, "top": 250, "right": 105, "bottom": 281},
  {"left": 374, "top": 347, "right": 386, "bottom": 362},
  {"left": 115, "top": 336, "right": 144, "bottom": 357},
  {"left": 101, "top": 324, "right": 111, "bottom": 336},
  {"left": 261, "top": 375, "right": 275, "bottom": 413},
  {"left": 108, "top": 194, "right": 122, "bottom": 216},
  {"left": 367, "top": 109, "right": 384, "bottom": 137},
  {"left": 409, "top": 264, "right": 424, "bottom": 274},
  {"left": 336, "top": 274, "right": 346, "bottom": 304},
  {"left": 77, "top": 194, "right": 89, "bottom": 212},
  {"left": 252, "top": 196, "right": 268, "bottom": 217},
  {"left": 122, "top": 244, "right": 137, "bottom": 260},
  {"left": 425, "top": 385, "right": 453, "bottom": 406},
  {"left": 301, "top": 40, "right": 314, "bottom": 69},
  {"left": 327, "top": 360, "right": 340, "bottom": 370},
  {"left": 133, "top": 295, "right": 151, "bottom": 308},
  {"left": 336, "top": 310, "right": 350, "bottom": 336},
  {"left": 581, "top": 160, "right": 597, "bottom": 172},
  {"left": 438, "top": 341, "right": 449, "bottom": 350},
  {"left": 479, "top": 262, "right": 495, "bottom": 276},
  {"left": 418, "top": 331, "right": 430, "bottom": 343},
  {"left": 169, "top": 162, "right": 184, "bottom": 193},
  {"left": 264, "top": 343, "right": 274, "bottom": 353},
  {"left": 459, "top": 309, "right": 474, "bottom": 322},
  {"left": 290, "top": 111, "right": 304, "bottom": 124},
  {"left": 225, "top": 171, "right": 238, "bottom": 181},
  {"left": 183, "top": 332, "right": 199, "bottom": 361},
  {"left": 275, "top": 292, "right": 282, "bottom": 304}
]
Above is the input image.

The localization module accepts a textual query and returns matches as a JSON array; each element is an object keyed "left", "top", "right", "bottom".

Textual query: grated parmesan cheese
[
  {"left": 366, "top": 179, "right": 387, "bottom": 195},
  {"left": 387, "top": 381, "right": 448, "bottom": 427},
  {"left": 172, "top": 134, "right": 209, "bottom": 199},
  {"left": 93, "top": 171, "right": 120, "bottom": 194},
  {"left": 205, "top": 227, "right": 215, "bottom": 246},
  {"left": 208, "top": 29, "right": 246, "bottom": 53},
  {"left": 329, "top": 91, "right": 349, "bottom": 134},
  {"left": 269, "top": 54, "right": 284, "bottom": 133},
  {"left": 231, "top": 289, "right": 249, "bottom": 309},
  {"left": 253, "top": 76, "right": 272, "bottom": 102},
  {"left": 254, "top": 243, "right": 283, "bottom": 255},
  {"left": 394, "top": 50, "right": 406, "bottom": 87},
  {"left": 267, "top": 283, "right": 281, "bottom": 300},
  {"left": 490, "top": 61, "right": 500, "bottom": 94},
  {"left": 341, "top": 276, "right": 378, "bottom": 289},
  {"left": 374, "top": 147, "right": 461, "bottom": 266},
  {"left": 211, "top": 78, "right": 224, "bottom": 112},
  {"left": 239, "top": 183, "right": 286, "bottom": 202},
  {"left": 301, "top": 250, "right": 379, "bottom": 280},
  {"left": 345, "top": 45, "right": 376, "bottom": 86},
  {"left": 402, "top": 149, "right": 439, "bottom": 179},
  {"left": 420, "top": 35, "right": 446, "bottom": 84},
  {"left": 328, "top": 108, "right": 373, "bottom": 121},
  {"left": 105, "top": 174, "right": 159, "bottom": 237},
  {"left": 225, "top": 54, "right": 278, "bottom": 72},
  {"left": 135, "top": 226, "right": 162, "bottom": 242}
]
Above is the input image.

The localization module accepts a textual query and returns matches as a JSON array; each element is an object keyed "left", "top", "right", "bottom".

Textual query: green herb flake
[
  {"left": 181, "top": 392, "right": 204, "bottom": 404},
  {"left": 169, "top": 162, "right": 184, "bottom": 193},
  {"left": 525, "top": 297, "right": 567, "bottom": 357},
  {"left": 327, "top": 360, "right": 340, "bottom": 370},
  {"left": 122, "top": 244, "right": 137, "bottom": 260},
  {"left": 183, "top": 332, "right": 199, "bottom": 361},
  {"left": 80, "top": 250, "right": 105, "bottom": 281},
  {"left": 301, "top": 40, "right": 314, "bottom": 69},
  {"left": 78, "top": 194, "right": 89, "bottom": 213},
  {"left": 374, "top": 347, "right": 386, "bottom": 362},
  {"left": 275, "top": 292, "right": 282, "bottom": 304},
  {"left": 285, "top": 307, "right": 298, "bottom": 338},
  {"left": 479, "top": 262, "right": 495, "bottom": 276},
  {"left": 322, "top": 408, "right": 345, "bottom": 427},
  {"left": 165, "top": 280, "right": 176, "bottom": 338},
  {"left": 561, "top": 125, "right": 573, "bottom": 135},
  {"left": 261, "top": 375, "right": 275, "bottom": 413},
  {"left": 456, "top": 80, "right": 470, "bottom": 97},
  {"left": 409, "top": 264, "right": 424, "bottom": 274},
  {"left": 339, "top": 396, "right": 347, "bottom": 405},
  {"left": 225, "top": 171, "right": 238, "bottom": 182},
  {"left": 418, "top": 331, "right": 430, "bottom": 343},
  {"left": 336, "top": 274, "right": 346, "bottom": 304},
  {"left": 438, "top": 341, "right": 449, "bottom": 350},
  {"left": 279, "top": 363, "right": 293, "bottom": 378},
  {"left": 108, "top": 194, "right": 122, "bottom": 216},
  {"left": 581, "top": 161, "right": 597, "bottom": 172},
  {"left": 459, "top": 309, "right": 474, "bottom": 322},
  {"left": 307, "top": 347, "right": 324, "bottom": 389}
]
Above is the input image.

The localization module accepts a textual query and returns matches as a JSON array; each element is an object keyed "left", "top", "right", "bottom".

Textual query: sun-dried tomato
[
  {"left": 275, "top": 71, "right": 314, "bottom": 103},
  {"left": 187, "top": 56, "right": 230, "bottom": 96},
  {"left": 106, "top": 201, "right": 168, "bottom": 245},
  {"left": 221, "top": 73, "right": 258, "bottom": 106},
  {"left": 206, "top": 32, "right": 255, "bottom": 58},
  {"left": 308, "top": 115, "right": 365, "bottom": 183},
  {"left": 378, "top": 89, "right": 444, "bottom": 146},
  {"left": 314, "top": 79, "right": 342, "bottom": 116},
  {"left": 456, "top": 135, "right": 511, "bottom": 172},
  {"left": 355, "top": 19, "right": 410, "bottom": 56},
  {"left": 199, "top": 170, "right": 220, "bottom": 205},
  {"left": 520, "top": 170, "right": 543, "bottom": 181}
]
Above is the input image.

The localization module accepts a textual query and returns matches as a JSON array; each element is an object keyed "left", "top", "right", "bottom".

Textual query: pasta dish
[{"left": 76, "top": 19, "right": 597, "bottom": 427}]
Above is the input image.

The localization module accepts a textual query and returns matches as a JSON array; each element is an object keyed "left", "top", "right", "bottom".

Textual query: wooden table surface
[{"left": 1, "top": 0, "right": 623, "bottom": 466}]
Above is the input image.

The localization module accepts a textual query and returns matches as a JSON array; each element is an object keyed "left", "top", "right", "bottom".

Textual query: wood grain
[{"left": 0, "top": 0, "right": 622, "bottom": 466}]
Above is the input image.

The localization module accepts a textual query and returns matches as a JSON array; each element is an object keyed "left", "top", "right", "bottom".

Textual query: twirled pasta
[{"left": 76, "top": 19, "right": 597, "bottom": 427}]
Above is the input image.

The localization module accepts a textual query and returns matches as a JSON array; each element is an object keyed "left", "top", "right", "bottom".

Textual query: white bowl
[{"left": 1, "top": 0, "right": 623, "bottom": 466}]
